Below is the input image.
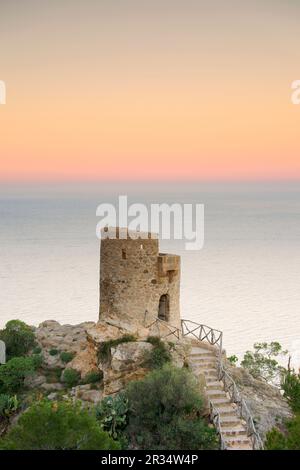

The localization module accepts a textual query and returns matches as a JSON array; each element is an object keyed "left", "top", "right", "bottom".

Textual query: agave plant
[
  {"left": 0, "top": 394, "right": 19, "bottom": 419},
  {"left": 95, "top": 393, "right": 128, "bottom": 440}
]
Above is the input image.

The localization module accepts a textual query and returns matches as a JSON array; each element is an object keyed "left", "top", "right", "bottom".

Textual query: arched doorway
[{"left": 158, "top": 294, "right": 170, "bottom": 321}]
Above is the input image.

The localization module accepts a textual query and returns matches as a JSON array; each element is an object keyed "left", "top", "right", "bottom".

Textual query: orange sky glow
[{"left": 0, "top": 0, "right": 300, "bottom": 182}]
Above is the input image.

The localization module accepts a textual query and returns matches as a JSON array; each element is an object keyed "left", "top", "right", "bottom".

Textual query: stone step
[
  {"left": 202, "top": 374, "right": 219, "bottom": 381},
  {"left": 206, "top": 389, "right": 227, "bottom": 399},
  {"left": 190, "top": 362, "right": 217, "bottom": 369},
  {"left": 191, "top": 365, "right": 218, "bottom": 374},
  {"left": 203, "top": 374, "right": 218, "bottom": 380},
  {"left": 205, "top": 376, "right": 221, "bottom": 384},
  {"left": 206, "top": 387, "right": 224, "bottom": 395},
  {"left": 190, "top": 346, "right": 215, "bottom": 355},
  {"left": 229, "top": 444, "right": 253, "bottom": 451},
  {"left": 201, "top": 368, "right": 218, "bottom": 376},
  {"left": 191, "top": 354, "right": 215, "bottom": 360},
  {"left": 189, "top": 348, "right": 215, "bottom": 355},
  {"left": 224, "top": 435, "right": 252, "bottom": 446},
  {"left": 190, "top": 363, "right": 216, "bottom": 369},
  {"left": 209, "top": 397, "right": 231, "bottom": 407},
  {"left": 206, "top": 381, "right": 224, "bottom": 389},
  {"left": 222, "top": 426, "right": 247, "bottom": 436},
  {"left": 218, "top": 416, "right": 241, "bottom": 427},
  {"left": 191, "top": 364, "right": 217, "bottom": 372},
  {"left": 216, "top": 406, "right": 238, "bottom": 417},
  {"left": 190, "top": 358, "right": 217, "bottom": 366},
  {"left": 190, "top": 355, "right": 216, "bottom": 362},
  {"left": 190, "top": 351, "right": 217, "bottom": 358}
]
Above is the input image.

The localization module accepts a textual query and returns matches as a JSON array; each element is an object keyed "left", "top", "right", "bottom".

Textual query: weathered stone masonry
[{"left": 99, "top": 229, "right": 181, "bottom": 330}]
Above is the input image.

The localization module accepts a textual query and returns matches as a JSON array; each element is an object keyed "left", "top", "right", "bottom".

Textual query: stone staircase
[
  {"left": 188, "top": 344, "right": 253, "bottom": 450},
  {"left": 154, "top": 317, "right": 262, "bottom": 450}
]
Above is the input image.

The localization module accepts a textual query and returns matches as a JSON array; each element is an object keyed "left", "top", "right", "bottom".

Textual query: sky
[{"left": 0, "top": 0, "right": 300, "bottom": 182}]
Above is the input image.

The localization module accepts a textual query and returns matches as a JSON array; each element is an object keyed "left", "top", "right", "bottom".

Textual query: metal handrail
[
  {"left": 217, "top": 359, "right": 263, "bottom": 449},
  {"left": 210, "top": 402, "right": 227, "bottom": 450},
  {"left": 146, "top": 317, "right": 181, "bottom": 340},
  {"left": 181, "top": 319, "right": 223, "bottom": 356},
  {"left": 181, "top": 318, "right": 264, "bottom": 450}
]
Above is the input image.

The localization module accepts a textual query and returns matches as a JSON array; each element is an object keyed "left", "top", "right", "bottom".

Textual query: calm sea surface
[{"left": 0, "top": 182, "right": 299, "bottom": 365}]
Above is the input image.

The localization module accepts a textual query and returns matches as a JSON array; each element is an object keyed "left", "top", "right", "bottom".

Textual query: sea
[{"left": 0, "top": 181, "right": 299, "bottom": 366}]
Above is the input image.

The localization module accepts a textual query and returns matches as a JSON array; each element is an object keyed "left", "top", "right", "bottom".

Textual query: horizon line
[{"left": 1, "top": 177, "right": 300, "bottom": 185}]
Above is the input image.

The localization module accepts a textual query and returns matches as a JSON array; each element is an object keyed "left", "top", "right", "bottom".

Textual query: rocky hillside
[
  {"left": 227, "top": 364, "right": 293, "bottom": 439},
  {"left": 28, "top": 318, "right": 189, "bottom": 402},
  {"left": 23, "top": 318, "right": 292, "bottom": 442}
]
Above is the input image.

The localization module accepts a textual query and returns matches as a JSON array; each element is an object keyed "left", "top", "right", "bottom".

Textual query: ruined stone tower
[{"left": 99, "top": 228, "right": 181, "bottom": 329}]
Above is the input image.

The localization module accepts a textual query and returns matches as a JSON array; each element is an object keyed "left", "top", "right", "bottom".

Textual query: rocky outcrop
[
  {"left": 41, "top": 382, "right": 65, "bottom": 392},
  {"left": 86, "top": 321, "right": 127, "bottom": 345},
  {"left": 227, "top": 364, "right": 293, "bottom": 439},
  {"left": 86, "top": 318, "right": 149, "bottom": 344},
  {"left": 84, "top": 319, "right": 189, "bottom": 396},
  {"left": 24, "top": 374, "right": 47, "bottom": 389},
  {"left": 103, "top": 368, "right": 149, "bottom": 396},
  {"left": 67, "top": 344, "right": 98, "bottom": 378},
  {"left": 169, "top": 341, "right": 190, "bottom": 368},
  {"left": 35, "top": 320, "right": 97, "bottom": 375},
  {"left": 101, "top": 341, "right": 154, "bottom": 396},
  {"left": 71, "top": 385, "right": 103, "bottom": 404},
  {"left": 36, "top": 320, "right": 95, "bottom": 351},
  {"left": 110, "top": 342, "right": 153, "bottom": 372},
  {"left": 33, "top": 319, "right": 170, "bottom": 400}
]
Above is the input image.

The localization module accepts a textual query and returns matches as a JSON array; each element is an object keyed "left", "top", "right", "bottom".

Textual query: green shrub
[
  {"left": 96, "top": 393, "right": 128, "bottom": 440},
  {"left": 227, "top": 355, "right": 238, "bottom": 365},
  {"left": 98, "top": 335, "right": 136, "bottom": 362},
  {"left": 60, "top": 351, "right": 75, "bottom": 363},
  {"left": 265, "top": 415, "right": 300, "bottom": 450},
  {"left": 143, "top": 336, "right": 172, "bottom": 369},
  {"left": 167, "top": 341, "right": 176, "bottom": 350},
  {"left": 125, "top": 364, "right": 218, "bottom": 450},
  {"left": 158, "top": 415, "right": 218, "bottom": 450},
  {"left": 82, "top": 370, "right": 103, "bottom": 385},
  {"left": 0, "top": 320, "right": 36, "bottom": 359},
  {"left": 45, "top": 367, "right": 63, "bottom": 384},
  {"left": 0, "top": 400, "right": 120, "bottom": 450},
  {"left": 49, "top": 349, "right": 59, "bottom": 356},
  {"left": 146, "top": 336, "right": 162, "bottom": 347},
  {"left": 62, "top": 368, "right": 80, "bottom": 387},
  {"left": 265, "top": 427, "right": 287, "bottom": 450},
  {"left": 281, "top": 371, "right": 300, "bottom": 413},
  {"left": 33, "top": 346, "right": 42, "bottom": 354},
  {"left": 241, "top": 342, "right": 287, "bottom": 384},
  {"left": 31, "top": 353, "right": 43, "bottom": 369},
  {"left": 0, "top": 394, "right": 19, "bottom": 419},
  {"left": 0, "top": 357, "right": 35, "bottom": 394}
]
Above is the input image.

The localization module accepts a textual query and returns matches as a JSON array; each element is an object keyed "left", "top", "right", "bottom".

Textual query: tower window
[
  {"left": 158, "top": 294, "right": 170, "bottom": 322},
  {"left": 122, "top": 249, "right": 127, "bottom": 260}
]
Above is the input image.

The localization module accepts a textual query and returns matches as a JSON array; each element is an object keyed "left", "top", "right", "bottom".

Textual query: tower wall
[{"left": 99, "top": 232, "right": 181, "bottom": 330}]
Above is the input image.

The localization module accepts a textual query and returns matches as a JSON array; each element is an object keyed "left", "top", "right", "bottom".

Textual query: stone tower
[{"left": 99, "top": 228, "right": 181, "bottom": 330}]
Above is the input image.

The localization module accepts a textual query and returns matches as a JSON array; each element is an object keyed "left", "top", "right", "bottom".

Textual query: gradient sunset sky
[{"left": 0, "top": 0, "right": 300, "bottom": 182}]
